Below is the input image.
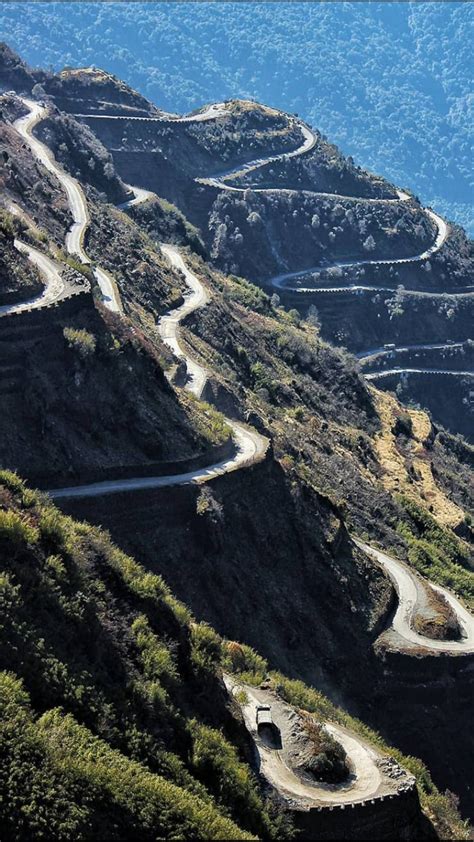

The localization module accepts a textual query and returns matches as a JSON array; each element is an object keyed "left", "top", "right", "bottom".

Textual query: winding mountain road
[
  {"left": 358, "top": 341, "right": 474, "bottom": 379},
  {"left": 224, "top": 676, "right": 413, "bottom": 809},
  {"left": 158, "top": 244, "right": 210, "bottom": 398},
  {"left": 49, "top": 243, "right": 267, "bottom": 500},
  {"left": 10, "top": 97, "right": 267, "bottom": 501},
  {"left": 356, "top": 541, "right": 474, "bottom": 654},
  {"left": 14, "top": 99, "right": 121, "bottom": 312},
  {"left": 357, "top": 341, "right": 465, "bottom": 362},
  {"left": 365, "top": 368, "right": 474, "bottom": 381},
  {"left": 73, "top": 101, "right": 228, "bottom": 124},
  {"left": 75, "top": 99, "right": 470, "bottom": 309},
  {"left": 67, "top": 245, "right": 268, "bottom": 493},
  {"left": 0, "top": 240, "right": 65, "bottom": 316},
  {"left": 269, "top": 207, "right": 448, "bottom": 287},
  {"left": 117, "top": 183, "right": 155, "bottom": 210},
  {"left": 12, "top": 97, "right": 472, "bottom": 664},
  {"left": 192, "top": 115, "right": 449, "bottom": 282}
]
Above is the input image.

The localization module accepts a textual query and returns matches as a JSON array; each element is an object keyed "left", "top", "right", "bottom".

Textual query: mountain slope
[
  {"left": 0, "top": 49, "right": 473, "bottom": 830},
  {"left": 0, "top": 471, "right": 468, "bottom": 840},
  {"left": 1, "top": 3, "right": 472, "bottom": 233}
]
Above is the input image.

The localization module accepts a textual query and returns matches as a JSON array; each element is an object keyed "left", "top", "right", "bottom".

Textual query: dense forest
[{"left": 1, "top": 2, "right": 472, "bottom": 235}]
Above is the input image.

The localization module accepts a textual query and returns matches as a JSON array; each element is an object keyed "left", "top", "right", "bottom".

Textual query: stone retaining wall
[
  {"left": 0, "top": 287, "right": 93, "bottom": 330},
  {"left": 293, "top": 784, "right": 425, "bottom": 840}
]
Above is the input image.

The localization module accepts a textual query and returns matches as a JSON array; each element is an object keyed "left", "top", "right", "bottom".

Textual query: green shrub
[
  {"left": 39, "top": 507, "right": 70, "bottom": 552},
  {"left": 132, "top": 615, "right": 178, "bottom": 685},
  {"left": 191, "top": 623, "right": 222, "bottom": 675},
  {"left": 0, "top": 209, "right": 15, "bottom": 239},
  {"left": 288, "top": 308, "right": 301, "bottom": 326},
  {"left": 396, "top": 496, "right": 473, "bottom": 604},
  {"left": 223, "top": 641, "right": 268, "bottom": 685},
  {"left": 0, "top": 672, "right": 88, "bottom": 840},
  {"left": 235, "top": 689, "right": 248, "bottom": 705},
  {"left": 250, "top": 361, "right": 272, "bottom": 392},
  {"left": 37, "top": 708, "right": 254, "bottom": 840},
  {"left": 58, "top": 250, "right": 93, "bottom": 280},
  {"left": 63, "top": 326, "right": 97, "bottom": 359},
  {"left": 225, "top": 275, "right": 270, "bottom": 313},
  {"left": 0, "top": 509, "right": 39, "bottom": 551},
  {"left": 190, "top": 721, "right": 286, "bottom": 839},
  {"left": 0, "top": 470, "right": 26, "bottom": 494}
]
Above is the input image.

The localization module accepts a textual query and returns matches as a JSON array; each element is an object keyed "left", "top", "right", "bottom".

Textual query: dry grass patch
[{"left": 373, "top": 389, "right": 464, "bottom": 529}]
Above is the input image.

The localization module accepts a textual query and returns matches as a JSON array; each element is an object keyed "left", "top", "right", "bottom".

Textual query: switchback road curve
[
  {"left": 48, "top": 244, "right": 267, "bottom": 499},
  {"left": 356, "top": 540, "right": 474, "bottom": 655},
  {"left": 10, "top": 98, "right": 267, "bottom": 501},
  {"left": 74, "top": 101, "right": 474, "bottom": 306},
  {"left": 0, "top": 240, "right": 65, "bottom": 316},
  {"left": 223, "top": 676, "right": 415, "bottom": 808},
  {"left": 14, "top": 99, "right": 121, "bottom": 313},
  {"left": 12, "top": 97, "right": 472, "bottom": 663}
]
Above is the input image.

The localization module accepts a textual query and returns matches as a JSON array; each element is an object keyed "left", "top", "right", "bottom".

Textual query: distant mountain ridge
[{"left": 0, "top": 2, "right": 472, "bottom": 234}]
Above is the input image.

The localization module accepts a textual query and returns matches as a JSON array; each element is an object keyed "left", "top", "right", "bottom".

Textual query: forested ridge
[{"left": 1, "top": 2, "right": 472, "bottom": 233}]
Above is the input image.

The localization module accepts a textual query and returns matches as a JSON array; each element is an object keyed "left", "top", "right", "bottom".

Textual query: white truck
[{"left": 256, "top": 704, "right": 273, "bottom": 729}]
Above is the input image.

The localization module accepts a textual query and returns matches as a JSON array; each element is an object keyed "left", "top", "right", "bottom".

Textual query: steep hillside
[
  {"left": 40, "top": 65, "right": 161, "bottom": 117},
  {"left": 0, "top": 53, "right": 473, "bottom": 831},
  {"left": 0, "top": 41, "right": 36, "bottom": 92},
  {"left": 0, "top": 298, "right": 229, "bottom": 488},
  {"left": 0, "top": 98, "right": 71, "bottom": 243},
  {"left": 0, "top": 472, "right": 279, "bottom": 841},
  {"left": 3, "top": 3, "right": 472, "bottom": 232},
  {"left": 0, "top": 209, "right": 43, "bottom": 304},
  {"left": 206, "top": 189, "right": 436, "bottom": 281},
  {"left": 74, "top": 81, "right": 471, "bottom": 442},
  {"left": 61, "top": 253, "right": 474, "bottom": 820},
  {"left": 0, "top": 471, "right": 468, "bottom": 840},
  {"left": 51, "top": 77, "right": 472, "bottom": 388},
  {"left": 164, "top": 254, "right": 474, "bottom": 546},
  {"left": 36, "top": 109, "right": 129, "bottom": 204}
]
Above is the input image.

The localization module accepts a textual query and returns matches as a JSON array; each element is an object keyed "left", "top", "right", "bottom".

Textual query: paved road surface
[
  {"left": 117, "top": 183, "right": 155, "bottom": 210},
  {"left": 269, "top": 204, "right": 447, "bottom": 290},
  {"left": 158, "top": 244, "right": 210, "bottom": 398},
  {"left": 13, "top": 98, "right": 472, "bottom": 666},
  {"left": 365, "top": 368, "right": 474, "bottom": 380},
  {"left": 48, "top": 423, "right": 265, "bottom": 499},
  {"left": 0, "top": 240, "right": 65, "bottom": 316},
  {"left": 199, "top": 123, "right": 316, "bottom": 188},
  {"left": 14, "top": 99, "right": 122, "bottom": 312},
  {"left": 12, "top": 98, "right": 267, "bottom": 500},
  {"left": 49, "top": 245, "right": 268, "bottom": 499},
  {"left": 71, "top": 99, "right": 462, "bottom": 307},
  {"left": 271, "top": 281, "right": 473, "bottom": 298},
  {"left": 356, "top": 541, "right": 474, "bottom": 654},
  {"left": 357, "top": 342, "right": 465, "bottom": 361},
  {"left": 81, "top": 99, "right": 459, "bottom": 305},
  {"left": 224, "top": 677, "right": 387, "bottom": 808},
  {"left": 73, "top": 101, "right": 228, "bottom": 123}
]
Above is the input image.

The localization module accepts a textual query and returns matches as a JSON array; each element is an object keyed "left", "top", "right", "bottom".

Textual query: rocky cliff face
[{"left": 0, "top": 301, "right": 223, "bottom": 485}]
